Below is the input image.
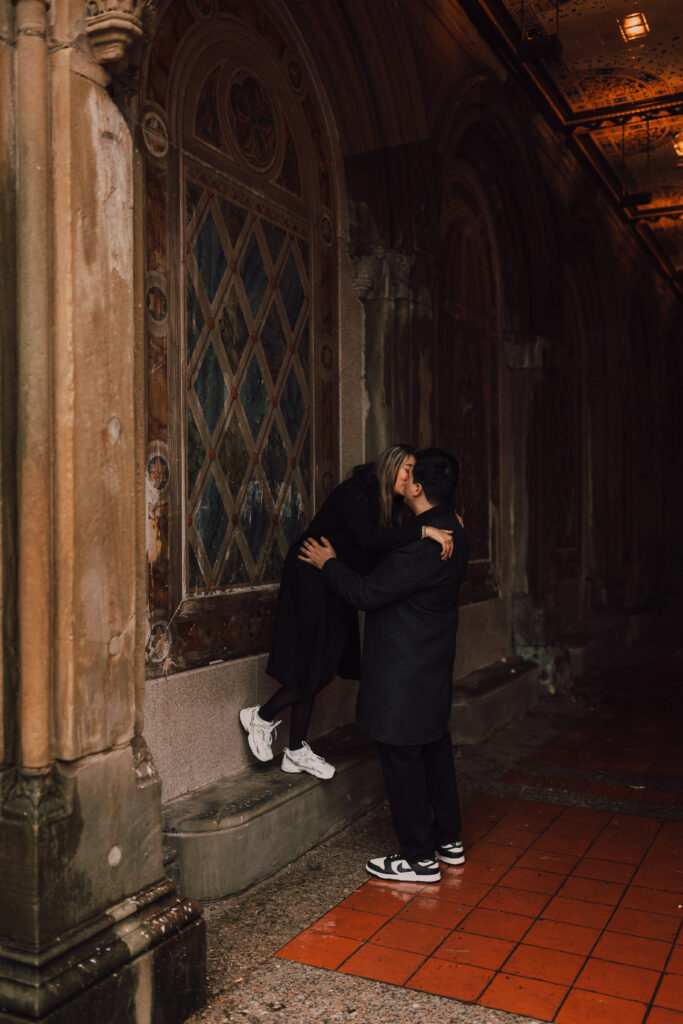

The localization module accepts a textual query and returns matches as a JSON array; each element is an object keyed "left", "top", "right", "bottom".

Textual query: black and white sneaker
[
  {"left": 365, "top": 854, "right": 441, "bottom": 884},
  {"left": 435, "top": 840, "right": 465, "bottom": 865}
]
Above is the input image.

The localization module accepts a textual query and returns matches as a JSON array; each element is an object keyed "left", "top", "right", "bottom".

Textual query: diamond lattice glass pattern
[{"left": 184, "top": 173, "right": 312, "bottom": 591}]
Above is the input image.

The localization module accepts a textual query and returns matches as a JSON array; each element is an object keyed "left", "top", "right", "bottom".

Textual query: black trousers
[{"left": 377, "top": 730, "right": 462, "bottom": 863}]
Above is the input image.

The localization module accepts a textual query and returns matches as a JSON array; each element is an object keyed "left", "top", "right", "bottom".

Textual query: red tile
[
  {"left": 559, "top": 875, "right": 626, "bottom": 905},
  {"left": 644, "top": 853, "right": 683, "bottom": 874},
  {"left": 467, "top": 840, "right": 521, "bottom": 866},
  {"left": 497, "top": 807, "right": 563, "bottom": 833},
  {"left": 407, "top": 957, "right": 494, "bottom": 1000},
  {"left": 608, "top": 907, "right": 680, "bottom": 943},
  {"left": 479, "top": 886, "right": 550, "bottom": 917},
  {"left": 622, "top": 887, "right": 683, "bottom": 918},
  {"left": 533, "top": 833, "right": 592, "bottom": 857},
  {"left": 276, "top": 929, "right": 361, "bottom": 969},
  {"left": 523, "top": 918, "right": 601, "bottom": 955},
  {"left": 459, "top": 907, "right": 533, "bottom": 942},
  {"left": 634, "top": 867, "right": 683, "bottom": 894},
  {"left": 556, "top": 988, "right": 647, "bottom": 1024},
  {"left": 576, "top": 957, "right": 660, "bottom": 1002},
  {"left": 430, "top": 875, "right": 492, "bottom": 906},
  {"left": 339, "top": 943, "right": 425, "bottom": 984},
  {"left": 464, "top": 794, "right": 517, "bottom": 821},
  {"left": 366, "top": 876, "right": 426, "bottom": 894},
  {"left": 339, "top": 884, "right": 414, "bottom": 917},
  {"left": 500, "top": 866, "right": 564, "bottom": 895},
  {"left": 485, "top": 825, "right": 537, "bottom": 849},
  {"left": 503, "top": 943, "right": 584, "bottom": 985},
  {"left": 458, "top": 859, "right": 508, "bottom": 884},
  {"left": 542, "top": 895, "right": 613, "bottom": 929},
  {"left": 586, "top": 840, "right": 648, "bottom": 865},
  {"left": 553, "top": 807, "right": 612, "bottom": 831},
  {"left": 646, "top": 1008, "right": 683, "bottom": 1023},
  {"left": 434, "top": 931, "right": 515, "bottom": 969},
  {"left": 601, "top": 827, "right": 654, "bottom": 849},
  {"left": 661, "top": 824, "right": 683, "bottom": 839},
  {"left": 572, "top": 857, "right": 636, "bottom": 884},
  {"left": 517, "top": 848, "right": 580, "bottom": 875},
  {"left": 668, "top": 944, "right": 683, "bottom": 975},
  {"left": 370, "top": 917, "right": 449, "bottom": 955},
  {"left": 655, "top": 974, "right": 683, "bottom": 1013},
  {"left": 310, "top": 906, "right": 388, "bottom": 941},
  {"left": 592, "top": 930, "right": 672, "bottom": 971},
  {"left": 397, "top": 895, "right": 469, "bottom": 930},
  {"left": 478, "top": 971, "right": 568, "bottom": 1019},
  {"left": 610, "top": 814, "right": 662, "bottom": 833}
]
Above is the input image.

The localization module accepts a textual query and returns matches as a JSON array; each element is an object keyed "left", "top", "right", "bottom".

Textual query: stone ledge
[
  {"left": 162, "top": 725, "right": 383, "bottom": 901},
  {"left": 450, "top": 659, "right": 540, "bottom": 745},
  {"left": 162, "top": 660, "right": 542, "bottom": 900}
]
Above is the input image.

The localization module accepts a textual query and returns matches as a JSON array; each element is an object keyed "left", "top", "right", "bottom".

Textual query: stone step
[
  {"left": 162, "top": 660, "right": 540, "bottom": 900},
  {"left": 162, "top": 724, "right": 383, "bottom": 901},
  {"left": 450, "top": 658, "right": 539, "bottom": 745}
]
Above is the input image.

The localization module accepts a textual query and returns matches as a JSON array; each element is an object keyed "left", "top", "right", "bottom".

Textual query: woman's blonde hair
[{"left": 375, "top": 443, "right": 416, "bottom": 526}]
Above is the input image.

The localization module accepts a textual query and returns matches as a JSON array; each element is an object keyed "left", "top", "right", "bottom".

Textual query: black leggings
[{"left": 259, "top": 687, "right": 315, "bottom": 751}]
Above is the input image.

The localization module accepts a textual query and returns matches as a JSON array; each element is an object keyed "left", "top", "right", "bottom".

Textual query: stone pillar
[{"left": 0, "top": 1, "right": 205, "bottom": 1020}]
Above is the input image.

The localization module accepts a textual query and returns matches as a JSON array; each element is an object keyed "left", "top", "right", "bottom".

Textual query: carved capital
[
  {"left": 350, "top": 245, "right": 386, "bottom": 300},
  {"left": 85, "top": 0, "right": 144, "bottom": 66},
  {"left": 1, "top": 766, "right": 72, "bottom": 826}
]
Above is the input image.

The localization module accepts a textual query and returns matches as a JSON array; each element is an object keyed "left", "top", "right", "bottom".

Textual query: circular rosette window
[{"left": 228, "top": 72, "right": 279, "bottom": 174}]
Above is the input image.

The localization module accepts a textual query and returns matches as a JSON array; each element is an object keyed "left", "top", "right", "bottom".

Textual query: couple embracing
[{"left": 240, "top": 445, "right": 469, "bottom": 884}]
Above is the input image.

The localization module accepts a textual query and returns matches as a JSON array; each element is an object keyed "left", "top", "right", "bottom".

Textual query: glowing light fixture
[
  {"left": 673, "top": 133, "right": 683, "bottom": 158},
  {"left": 618, "top": 12, "right": 650, "bottom": 42}
]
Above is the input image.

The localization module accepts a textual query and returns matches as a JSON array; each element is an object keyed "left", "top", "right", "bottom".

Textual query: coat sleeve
[
  {"left": 322, "top": 541, "right": 440, "bottom": 611},
  {"left": 338, "top": 484, "right": 422, "bottom": 552}
]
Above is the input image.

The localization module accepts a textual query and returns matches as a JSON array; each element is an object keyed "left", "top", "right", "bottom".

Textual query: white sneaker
[
  {"left": 239, "top": 706, "right": 280, "bottom": 762},
  {"left": 281, "top": 741, "right": 336, "bottom": 780},
  {"left": 366, "top": 854, "right": 441, "bottom": 884}
]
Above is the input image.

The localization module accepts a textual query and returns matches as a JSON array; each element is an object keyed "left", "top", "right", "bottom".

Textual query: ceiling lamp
[{"left": 618, "top": 13, "right": 650, "bottom": 42}]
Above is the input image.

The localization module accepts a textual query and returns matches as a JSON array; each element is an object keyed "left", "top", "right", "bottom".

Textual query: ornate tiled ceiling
[{"left": 465, "top": 0, "right": 683, "bottom": 281}]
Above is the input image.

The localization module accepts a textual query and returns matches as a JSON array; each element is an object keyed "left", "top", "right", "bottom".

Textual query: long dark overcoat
[
  {"left": 266, "top": 473, "right": 422, "bottom": 696},
  {"left": 322, "top": 504, "right": 469, "bottom": 745}
]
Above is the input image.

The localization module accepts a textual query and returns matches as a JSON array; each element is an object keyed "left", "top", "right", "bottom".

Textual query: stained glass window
[{"left": 184, "top": 174, "right": 310, "bottom": 591}]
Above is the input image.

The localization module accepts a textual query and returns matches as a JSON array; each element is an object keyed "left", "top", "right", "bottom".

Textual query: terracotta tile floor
[{"left": 277, "top": 710, "right": 683, "bottom": 1023}]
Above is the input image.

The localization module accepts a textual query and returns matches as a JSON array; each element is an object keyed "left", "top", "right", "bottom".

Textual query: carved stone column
[{"left": 0, "top": 2, "right": 205, "bottom": 1020}]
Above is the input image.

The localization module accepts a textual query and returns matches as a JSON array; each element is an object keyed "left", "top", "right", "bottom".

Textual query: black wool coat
[
  {"left": 322, "top": 504, "right": 469, "bottom": 745},
  {"left": 266, "top": 473, "right": 422, "bottom": 697}
]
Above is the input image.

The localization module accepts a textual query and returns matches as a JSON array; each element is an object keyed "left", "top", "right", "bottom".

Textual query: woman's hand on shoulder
[{"left": 422, "top": 526, "right": 453, "bottom": 560}]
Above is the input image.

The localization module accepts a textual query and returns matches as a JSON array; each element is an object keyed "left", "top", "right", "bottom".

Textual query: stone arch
[
  {"left": 138, "top": 0, "right": 346, "bottom": 675},
  {"left": 287, "top": 0, "right": 429, "bottom": 155},
  {"left": 436, "top": 161, "right": 503, "bottom": 606},
  {"left": 436, "top": 80, "right": 559, "bottom": 617},
  {"left": 563, "top": 211, "right": 614, "bottom": 613}
]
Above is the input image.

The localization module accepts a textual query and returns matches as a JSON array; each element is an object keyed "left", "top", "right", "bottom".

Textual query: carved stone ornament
[
  {"left": 85, "top": 0, "right": 144, "bottom": 67},
  {"left": 1, "top": 766, "right": 72, "bottom": 825}
]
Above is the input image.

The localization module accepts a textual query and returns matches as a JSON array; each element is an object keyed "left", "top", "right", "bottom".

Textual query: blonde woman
[{"left": 239, "top": 444, "right": 453, "bottom": 779}]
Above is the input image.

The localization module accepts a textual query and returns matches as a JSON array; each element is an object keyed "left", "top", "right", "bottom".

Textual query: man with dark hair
[{"left": 300, "top": 447, "right": 469, "bottom": 883}]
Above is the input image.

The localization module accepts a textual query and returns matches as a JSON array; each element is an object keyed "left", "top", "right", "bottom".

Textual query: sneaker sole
[
  {"left": 239, "top": 709, "right": 274, "bottom": 763},
  {"left": 437, "top": 852, "right": 465, "bottom": 865},
  {"left": 281, "top": 759, "right": 335, "bottom": 780},
  {"left": 366, "top": 863, "right": 441, "bottom": 884}
]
